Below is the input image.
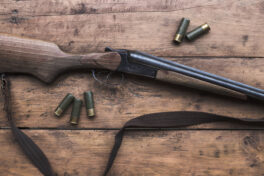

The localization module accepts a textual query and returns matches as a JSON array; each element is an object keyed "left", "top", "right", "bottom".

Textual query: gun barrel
[
  {"left": 132, "top": 51, "right": 264, "bottom": 94},
  {"left": 129, "top": 52, "right": 264, "bottom": 101}
]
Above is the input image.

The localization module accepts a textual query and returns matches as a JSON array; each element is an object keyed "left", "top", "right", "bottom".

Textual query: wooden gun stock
[
  {"left": 0, "top": 34, "right": 121, "bottom": 83},
  {"left": 156, "top": 70, "right": 247, "bottom": 100}
]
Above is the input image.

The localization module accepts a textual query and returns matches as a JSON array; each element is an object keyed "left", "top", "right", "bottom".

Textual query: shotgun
[{"left": 0, "top": 34, "right": 263, "bottom": 101}]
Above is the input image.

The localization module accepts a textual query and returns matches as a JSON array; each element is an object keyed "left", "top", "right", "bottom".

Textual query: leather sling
[{"left": 2, "top": 74, "right": 264, "bottom": 176}]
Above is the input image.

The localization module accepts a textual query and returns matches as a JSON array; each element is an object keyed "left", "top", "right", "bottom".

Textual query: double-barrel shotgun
[{"left": 0, "top": 34, "right": 264, "bottom": 101}]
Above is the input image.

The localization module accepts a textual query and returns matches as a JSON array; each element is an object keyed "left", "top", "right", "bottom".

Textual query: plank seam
[{"left": 1, "top": 127, "right": 264, "bottom": 131}]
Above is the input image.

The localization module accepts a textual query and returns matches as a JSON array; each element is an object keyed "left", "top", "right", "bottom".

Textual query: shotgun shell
[
  {"left": 186, "top": 23, "right": 210, "bottom": 41},
  {"left": 84, "top": 91, "right": 95, "bottom": 117},
  {"left": 54, "top": 93, "right": 74, "bottom": 117},
  {"left": 70, "top": 98, "right": 83, "bottom": 125},
  {"left": 173, "top": 18, "right": 190, "bottom": 44}
]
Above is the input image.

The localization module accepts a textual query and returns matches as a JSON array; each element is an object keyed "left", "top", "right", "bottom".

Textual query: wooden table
[{"left": 1, "top": 0, "right": 264, "bottom": 175}]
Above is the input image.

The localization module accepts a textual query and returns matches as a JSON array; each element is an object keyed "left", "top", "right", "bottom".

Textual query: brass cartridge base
[
  {"left": 174, "top": 34, "right": 183, "bottom": 43},
  {"left": 87, "top": 108, "right": 95, "bottom": 117},
  {"left": 201, "top": 23, "right": 210, "bottom": 31},
  {"left": 70, "top": 118, "right": 78, "bottom": 125},
  {"left": 54, "top": 108, "right": 63, "bottom": 117}
]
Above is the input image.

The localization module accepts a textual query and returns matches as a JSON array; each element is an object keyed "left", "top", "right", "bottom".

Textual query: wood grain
[
  {"left": 156, "top": 70, "right": 248, "bottom": 100},
  {"left": 0, "top": 34, "right": 121, "bottom": 83},
  {"left": 1, "top": 130, "right": 264, "bottom": 176},
  {"left": 0, "top": 0, "right": 264, "bottom": 57},
  {"left": 0, "top": 0, "right": 264, "bottom": 175}
]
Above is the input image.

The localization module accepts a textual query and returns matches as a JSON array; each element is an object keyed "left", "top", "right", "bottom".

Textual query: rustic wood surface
[
  {"left": 0, "top": 0, "right": 264, "bottom": 175},
  {"left": 1, "top": 130, "right": 264, "bottom": 176}
]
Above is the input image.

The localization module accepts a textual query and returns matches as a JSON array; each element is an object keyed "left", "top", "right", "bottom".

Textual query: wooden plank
[
  {"left": 0, "top": 0, "right": 225, "bottom": 15},
  {"left": 0, "top": 0, "right": 264, "bottom": 57},
  {"left": 0, "top": 57, "right": 263, "bottom": 128},
  {"left": 1, "top": 129, "right": 264, "bottom": 176}
]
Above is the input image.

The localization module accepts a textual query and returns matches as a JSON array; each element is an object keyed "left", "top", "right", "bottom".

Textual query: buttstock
[{"left": 0, "top": 34, "right": 121, "bottom": 83}]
